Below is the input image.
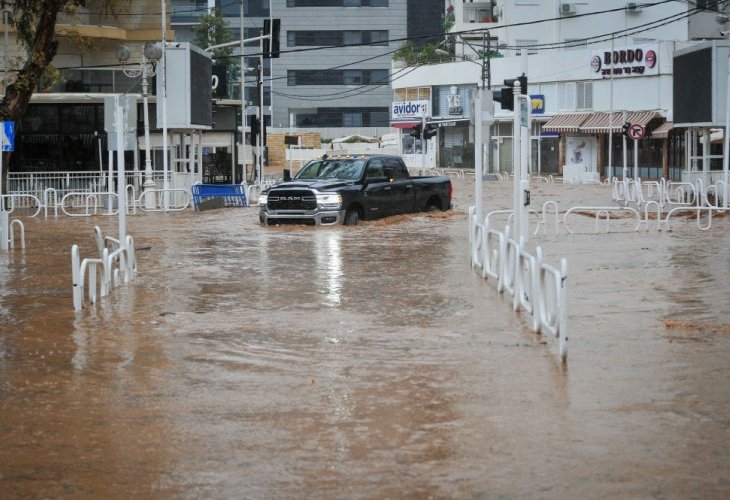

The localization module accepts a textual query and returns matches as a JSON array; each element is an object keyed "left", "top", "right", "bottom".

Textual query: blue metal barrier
[{"left": 191, "top": 184, "right": 247, "bottom": 211}]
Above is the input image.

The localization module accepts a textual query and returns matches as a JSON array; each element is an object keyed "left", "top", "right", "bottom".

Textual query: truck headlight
[
  {"left": 258, "top": 193, "right": 268, "bottom": 206},
  {"left": 316, "top": 193, "right": 342, "bottom": 208}
]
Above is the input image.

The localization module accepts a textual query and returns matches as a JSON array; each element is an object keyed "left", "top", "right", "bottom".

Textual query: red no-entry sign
[{"left": 628, "top": 123, "right": 646, "bottom": 141}]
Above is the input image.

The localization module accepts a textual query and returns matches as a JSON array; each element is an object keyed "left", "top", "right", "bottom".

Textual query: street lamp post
[{"left": 116, "top": 43, "right": 162, "bottom": 210}]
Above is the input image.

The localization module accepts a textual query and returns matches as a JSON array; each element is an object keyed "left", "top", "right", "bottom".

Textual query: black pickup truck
[{"left": 258, "top": 154, "right": 452, "bottom": 226}]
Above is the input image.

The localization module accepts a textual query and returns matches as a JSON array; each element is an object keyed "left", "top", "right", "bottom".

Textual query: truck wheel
[
  {"left": 425, "top": 197, "right": 441, "bottom": 212},
  {"left": 344, "top": 209, "right": 360, "bottom": 225}
]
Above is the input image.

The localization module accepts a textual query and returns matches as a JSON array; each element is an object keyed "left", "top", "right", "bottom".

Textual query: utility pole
[
  {"left": 257, "top": 55, "right": 264, "bottom": 185},
  {"left": 240, "top": 0, "right": 246, "bottom": 184},
  {"left": 472, "top": 31, "right": 493, "bottom": 224}
]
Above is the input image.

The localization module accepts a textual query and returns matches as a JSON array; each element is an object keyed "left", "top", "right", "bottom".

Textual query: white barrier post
[
  {"left": 72, "top": 244, "right": 82, "bottom": 311},
  {"left": 559, "top": 258, "right": 568, "bottom": 362},
  {"left": 115, "top": 100, "right": 127, "bottom": 245},
  {"left": 0, "top": 210, "right": 7, "bottom": 251}
]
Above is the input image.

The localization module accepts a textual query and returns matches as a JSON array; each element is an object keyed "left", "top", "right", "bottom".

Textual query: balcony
[{"left": 451, "top": 1, "right": 500, "bottom": 36}]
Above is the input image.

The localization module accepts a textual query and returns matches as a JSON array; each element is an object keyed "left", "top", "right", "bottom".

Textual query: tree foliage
[
  {"left": 0, "top": 0, "right": 118, "bottom": 188},
  {"left": 193, "top": 8, "right": 234, "bottom": 62},
  {"left": 393, "top": 41, "right": 453, "bottom": 66}
]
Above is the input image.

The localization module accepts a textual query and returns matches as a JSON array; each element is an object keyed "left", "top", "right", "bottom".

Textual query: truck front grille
[{"left": 267, "top": 190, "right": 317, "bottom": 210}]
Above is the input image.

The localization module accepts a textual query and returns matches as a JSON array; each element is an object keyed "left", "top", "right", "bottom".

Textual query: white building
[{"left": 393, "top": 0, "right": 729, "bottom": 179}]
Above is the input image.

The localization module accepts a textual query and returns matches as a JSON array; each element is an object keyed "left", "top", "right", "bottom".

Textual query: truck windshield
[{"left": 295, "top": 159, "right": 365, "bottom": 180}]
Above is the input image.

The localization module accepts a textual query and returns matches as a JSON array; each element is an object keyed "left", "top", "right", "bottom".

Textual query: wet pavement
[{"left": 1, "top": 179, "right": 730, "bottom": 498}]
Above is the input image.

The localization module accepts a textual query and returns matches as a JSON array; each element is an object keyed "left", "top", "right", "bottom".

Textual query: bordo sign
[
  {"left": 590, "top": 44, "right": 659, "bottom": 79},
  {"left": 604, "top": 48, "right": 644, "bottom": 65}
]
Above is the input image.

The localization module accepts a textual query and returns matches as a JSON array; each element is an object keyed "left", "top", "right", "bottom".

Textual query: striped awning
[
  {"left": 651, "top": 121, "right": 674, "bottom": 139},
  {"left": 541, "top": 113, "right": 592, "bottom": 132},
  {"left": 580, "top": 111, "right": 659, "bottom": 134}
]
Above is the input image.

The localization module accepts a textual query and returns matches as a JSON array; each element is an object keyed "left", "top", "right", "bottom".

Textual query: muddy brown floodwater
[{"left": 1, "top": 179, "right": 730, "bottom": 498}]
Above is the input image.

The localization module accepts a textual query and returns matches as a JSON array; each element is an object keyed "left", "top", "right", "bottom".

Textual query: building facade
[{"left": 392, "top": 0, "right": 729, "bottom": 178}]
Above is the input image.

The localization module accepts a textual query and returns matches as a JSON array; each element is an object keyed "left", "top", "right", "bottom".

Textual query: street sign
[
  {"left": 520, "top": 98, "right": 529, "bottom": 128},
  {"left": 1, "top": 121, "right": 15, "bottom": 152},
  {"left": 628, "top": 123, "right": 646, "bottom": 141}
]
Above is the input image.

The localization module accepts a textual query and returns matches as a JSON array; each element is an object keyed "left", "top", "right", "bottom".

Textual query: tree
[
  {"left": 193, "top": 8, "right": 237, "bottom": 98},
  {"left": 193, "top": 8, "right": 234, "bottom": 61},
  {"left": 0, "top": 0, "right": 117, "bottom": 193}
]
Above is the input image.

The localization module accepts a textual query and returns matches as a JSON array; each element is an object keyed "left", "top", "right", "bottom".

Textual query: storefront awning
[
  {"left": 579, "top": 111, "right": 659, "bottom": 134},
  {"left": 391, "top": 121, "right": 419, "bottom": 129},
  {"left": 651, "top": 121, "right": 674, "bottom": 139},
  {"left": 541, "top": 113, "right": 592, "bottom": 132}
]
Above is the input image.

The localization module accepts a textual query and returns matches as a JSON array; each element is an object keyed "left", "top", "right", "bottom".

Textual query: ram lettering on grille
[{"left": 268, "top": 190, "right": 317, "bottom": 210}]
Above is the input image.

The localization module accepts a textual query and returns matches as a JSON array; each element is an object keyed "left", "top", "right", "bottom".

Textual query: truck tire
[
  {"left": 344, "top": 209, "right": 360, "bottom": 225},
  {"left": 425, "top": 196, "right": 442, "bottom": 212}
]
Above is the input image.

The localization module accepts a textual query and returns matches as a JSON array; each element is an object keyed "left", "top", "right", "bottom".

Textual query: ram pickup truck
[{"left": 258, "top": 154, "right": 452, "bottom": 226}]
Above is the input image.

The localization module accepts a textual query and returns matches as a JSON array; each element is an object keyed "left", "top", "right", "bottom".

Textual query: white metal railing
[
  {"left": 469, "top": 207, "right": 569, "bottom": 362},
  {"left": 0, "top": 194, "right": 42, "bottom": 217},
  {"left": 563, "top": 206, "right": 642, "bottom": 234},
  {"left": 9, "top": 219, "right": 25, "bottom": 249},
  {"left": 136, "top": 189, "right": 190, "bottom": 212},
  {"left": 72, "top": 226, "right": 137, "bottom": 311}
]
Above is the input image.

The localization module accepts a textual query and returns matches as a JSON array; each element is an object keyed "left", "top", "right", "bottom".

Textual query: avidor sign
[
  {"left": 391, "top": 100, "right": 429, "bottom": 120},
  {"left": 590, "top": 44, "right": 659, "bottom": 78}
]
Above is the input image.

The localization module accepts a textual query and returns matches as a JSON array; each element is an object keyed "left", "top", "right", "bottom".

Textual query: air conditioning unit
[
  {"left": 560, "top": 3, "right": 576, "bottom": 15},
  {"left": 626, "top": 1, "right": 642, "bottom": 13}
]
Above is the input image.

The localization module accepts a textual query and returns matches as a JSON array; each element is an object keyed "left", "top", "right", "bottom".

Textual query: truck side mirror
[{"left": 283, "top": 169, "right": 291, "bottom": 182}]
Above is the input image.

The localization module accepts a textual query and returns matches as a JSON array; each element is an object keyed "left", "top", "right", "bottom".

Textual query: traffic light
[
  {"left": 423, "top": 123, "right": 438, "bottom": 139},
  {"left": 622, "top": 122, "right": 631, "bottom": 137},
  {"left": 492, "top": 75, "right": 528, "bottom": 112},
  {"left": 263, "top": 19, "right": 281, "bottom": 59},
  {"left": 517, "top": 74, "right": 528, "bottom": 95},
  {"left": 409, "top": 123, "right": 423, "bottom": 139},
  {"left": 492, "top": 85, "right": 514, "bottom": 111}
]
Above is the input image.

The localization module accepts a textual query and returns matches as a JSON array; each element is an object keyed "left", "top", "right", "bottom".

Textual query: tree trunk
[{"left": 0, "top": 0, "right": 66, "bottom": 195}]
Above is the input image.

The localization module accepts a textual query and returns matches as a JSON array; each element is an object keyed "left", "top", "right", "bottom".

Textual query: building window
[
  {"left": 287, "top": 30, "right": 387, "bottom": 47},
  {"left": 558, "top": 82, "right": 592, "bottom": 111},
  {"left": 293, "top": 107, "right": 389, "bottom": 127},
  {"left": 576, "top": 82, "right": 592, "bottom": 110},
  {"left": 287, "top": 0, "right": 387, "bottom": 6},
  {"left": 394, "top": 87, "right": 431, "bottom": 102},
  {"left": 288, "top": 69, "right": 389, "bottom": 86},
  {"left": 515, "top": 39, "right": 538, "bottom": 56}
]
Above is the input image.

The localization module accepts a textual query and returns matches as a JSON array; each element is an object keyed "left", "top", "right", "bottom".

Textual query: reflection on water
[
  {"left": 316, "top": 230, "right": 343, "bottom": 308},
  {"left": 1, "top": 182, "right": 730, "bottom": 498}
]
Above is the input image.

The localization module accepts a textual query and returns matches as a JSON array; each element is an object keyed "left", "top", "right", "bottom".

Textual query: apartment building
[
  {"left": 174, "top": 0, "right": 443, "bottom": 137},
  {"left": 394, "top": 0, "right": 729, "bottom": 179}
]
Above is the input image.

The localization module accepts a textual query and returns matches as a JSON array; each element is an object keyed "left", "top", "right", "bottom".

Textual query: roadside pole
[
  {"left": 622, "top": 110, "right": 628, "bottom": 180},
  {"left": 519, "top": 89, "right": 531, "bottom": 245},
  {"left": 512, "top": 80, "right": 522, "bottom": 242},
  {"left": 724, "top": 33, "right": 730, "bottom": 207},
  {"left": 115, "top": 100, "right": 127, "bottom": 245},
  {"left": 1, "top": 121, "right": 14, "bottom": 251},
  {"left": 474, "top": 89, "right": 483, "bottom": 222},
  {"left": 421, "top": 114, "right": 426, "bottom": 175},
  {"left": 0, "top": 129, "right": 6, "bottom": 251},
  {"left": 634, "top": 130, "right": 639, "bottom": 180}
]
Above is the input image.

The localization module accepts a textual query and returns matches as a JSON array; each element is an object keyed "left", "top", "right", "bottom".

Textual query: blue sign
[
  {"left": 530, "top": 95, "right": 545, "bottom": 115},
  {"left": 1, "top": 121, "right": 14, "bottom": 152}
]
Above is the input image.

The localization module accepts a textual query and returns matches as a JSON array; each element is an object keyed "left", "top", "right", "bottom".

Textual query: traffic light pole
[
  {"left": 258, "top": 50, "right": 264, "bottom": 186},
  {"left": 512, "top": 80, "right": 530, "bottom": 245},
  {"left": 421, "top": 115, "right": 426, "bottom": 175},
  {"left": 622, "top": 110, "right": 628, "bottom": 183}
]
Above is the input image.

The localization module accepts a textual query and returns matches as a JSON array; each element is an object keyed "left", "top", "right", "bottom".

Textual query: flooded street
[{"left": 2, "top": 179, "right": 730, "bottom": 498}]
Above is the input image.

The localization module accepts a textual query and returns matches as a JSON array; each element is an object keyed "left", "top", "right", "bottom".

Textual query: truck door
[
  {"left": 363, "top": 159, "right": 390, "bottom": 219},
  {"left": 385, "top": 158, "right": 414, "bottom": 214}
]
